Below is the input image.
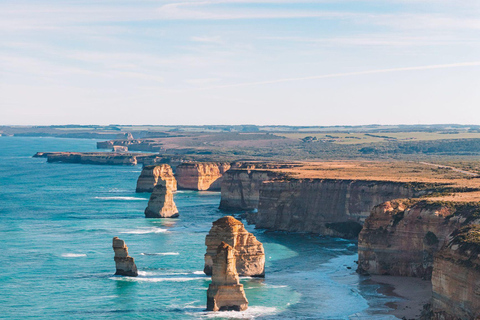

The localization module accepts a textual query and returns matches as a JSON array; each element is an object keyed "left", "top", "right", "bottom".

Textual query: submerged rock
[
  {"left": 112, "top": 237, "right": 138, "bottom": 277},
  {"left": 136, "top": 164, "right": 177, "bottom": 193},
  {"left": 204, "top": 216, "right": 265, "bottom": 277},
  {"left": 206, "top": 242, "right": 248, "bottom": 312},
  {"left": 144, "top": 184, "right": 178, "bottom": 218}
]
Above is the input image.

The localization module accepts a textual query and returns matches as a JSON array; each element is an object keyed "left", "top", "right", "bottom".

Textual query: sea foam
[
  {"left": 120, "top": 227, "right": 168, "bottom": 234},
  {"left": 61, "top": 253, "right": 87, "bottom": 258},
  {"left": 94, "top": 196, "right": 147, "bottom": 201},
  {"left": 140, "top": 252, "right": 179, "bottom": 256}
]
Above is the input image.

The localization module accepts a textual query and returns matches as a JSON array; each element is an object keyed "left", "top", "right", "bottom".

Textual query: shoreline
[{"left": 371, "top": 275, "right": 431, "bottom": 319}]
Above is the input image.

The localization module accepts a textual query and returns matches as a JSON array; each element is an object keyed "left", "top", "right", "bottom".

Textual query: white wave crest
[
  {"left": 95, "top": 196, "right": 147, "bottom": 201},
  {"left": 120, "top": 227, "right": 167, "bottom": 234},
  {"left": 61, "top": 253, "right": 87, "bottom": 258},
  {"left": 192, "top": 271, "right": 205, "bottom": 275},
  {"left": 140, "top": 252, "right": 179, "bottom": 256},
  {"left": 196, "top": 306, "right": 278, "bottom": 318},
  {"left": 111, "top": 276, "right": 207, "bottom": 282}
]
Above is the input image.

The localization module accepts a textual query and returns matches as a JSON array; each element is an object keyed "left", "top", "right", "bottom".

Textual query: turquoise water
[{"left": 0, "top": 137, "right": 398, "bottom": 319}]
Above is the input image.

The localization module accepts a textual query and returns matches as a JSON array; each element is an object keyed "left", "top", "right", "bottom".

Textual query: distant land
[{"left": 4, "top": 124, "right": 480, "bottom": 164}]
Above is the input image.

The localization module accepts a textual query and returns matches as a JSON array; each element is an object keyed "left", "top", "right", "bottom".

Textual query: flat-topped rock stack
[
  {"left": 176, "top": 162, "right": 231, "bottom": 191},
  {"left": 112, "top": 237, "right": 138, "bottom": 277},
  {"left": 206, "top": 242, "right": 248, "bottom": 312},
  {"left": 144, "top": 183, "right": 178, "bottom": 218},
  {"left": 204, "top": 216, "right": 265, "bottom": 277},
  {"left": 136, "top": 164, "right": 177, "bottom": 193}
]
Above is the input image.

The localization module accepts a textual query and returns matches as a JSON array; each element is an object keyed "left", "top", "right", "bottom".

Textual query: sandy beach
[{"left": 371, "top": 275, "right": 432, "bottom": 319}]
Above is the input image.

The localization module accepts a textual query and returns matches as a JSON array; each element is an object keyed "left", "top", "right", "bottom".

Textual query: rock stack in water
[
  {"left": 204, "top": 216, "right": 265, "bottom": 277},
  {"left": 112, "top": 237, "right": 138, "bottom": 277},
  {"left": 206, "top": 242, "right": 248, "bottom": 311},
  {"left": 136, "top": 164, "right": 177, "bottom": 193},
  {"left": 144, "top": 183, "right": 178, "bottom": 218}
]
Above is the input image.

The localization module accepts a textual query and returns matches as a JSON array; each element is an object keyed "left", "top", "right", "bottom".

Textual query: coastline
[{"left": 371, "top": 275, "right": 431, "bottom": 319}]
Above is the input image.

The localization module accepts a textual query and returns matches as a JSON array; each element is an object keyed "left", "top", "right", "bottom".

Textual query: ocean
[{"left": 0, "top": 137, "right": 398, "bottom": 319}]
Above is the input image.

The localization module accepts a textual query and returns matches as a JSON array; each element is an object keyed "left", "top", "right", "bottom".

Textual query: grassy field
[{"left": 278, "top": 132, "right": 480, "bottom": 145}]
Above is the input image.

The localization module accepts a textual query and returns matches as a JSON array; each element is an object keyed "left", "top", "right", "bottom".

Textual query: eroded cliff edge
[
  {"left": 432, "top": 224, "right": 480, "bottom": 319},
  {"left": 176, "top": 162, "right": 231, "bottom": 191},
  {"left": 136, "top": 164, "right": 177, "bottom": 193},
  {"left": 255, "top": 179, "right": 431, "bottom": 238},
  {"left": 358, "top": 200, "right": 479, "bottom": 278}
]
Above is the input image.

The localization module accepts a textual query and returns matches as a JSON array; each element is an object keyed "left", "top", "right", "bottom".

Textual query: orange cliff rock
[
  {"left": 112, "top": 237, "right": 138, "bottom": 277},
  {"left": 176, "top": 162, "right": 231, "bottom": 191},
  {"left": 206, "top": 242, "right": 248, "bottom": 312},
  {"left": 136, "top": 164, "right": 177, "bottom": 193},
  {"left": 204, "top": 216, "right": 265, "bottom": 277},
  {"left": 432, "top": 225, "right": 480, "bottom": 320},
  {"left": 144, "top": 184, "right": 178, "bottom": 218},
  {"left": 358, "top": 200, "right": 479, "bottom": 278}
]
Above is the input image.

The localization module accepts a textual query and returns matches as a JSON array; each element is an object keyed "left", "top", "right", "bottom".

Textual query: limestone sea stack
[
  {"left": 144, "top": 184, "right": 178, "bottom": 218},
  {"left": 206, "top": 242, "right": 248, "bottom": 312},
  {"left": 136, "top": 164, "right": 177, "bottom": 193},
  {"left": 112, "top": 237, "right": 138, "bottom": 277},
  {"left": 176, "top": 162, "right": 231, "bottom": 191},
  {"left": 204, "top": 216, "right": 265, "bottom": 277}
]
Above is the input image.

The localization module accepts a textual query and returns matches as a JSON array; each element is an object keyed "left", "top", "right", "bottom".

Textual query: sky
[{"left": 1, "top": 0, "right": 480, "bottom": 126}]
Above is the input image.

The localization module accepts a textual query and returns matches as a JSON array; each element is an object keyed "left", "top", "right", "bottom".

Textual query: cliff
[
  {"left": 432, "top": 224, "right": 480, "bottom": 319},
  {"left": 219, "top": 169, "right": 284, "bottom": 211},
  {"left": 256, "top": 179, "right": 426, "bottom": 238},
  {"left": 136, "top": 164, "right": 177, "bottom": 193},
  {"left": 358, "top": 201, "right": 479, "bottom": 278},
  {"left": 176, "top": 162, "right": 231, "bottom": 191},
  {"left": 206, "top": 242, "right": 248, "bottom": 312},
  {"left": 144, "top": 184, "right": 178, "bottom": 218},
  {"left": 112, "top": 237, "right": 138, "bottom": 277},
  {"left": 204, "top": 216, "right": 265, "bottom": 277}
]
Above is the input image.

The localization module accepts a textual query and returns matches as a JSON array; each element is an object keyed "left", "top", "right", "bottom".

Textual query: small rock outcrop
[
  {"left": 432, "top": 225, "right": 480, "bottom": 319},
  {"left": 206, "top": 242, "right": 248, "bottom": 312},
  {"left": 204, "top": 216, "right": 265, "bottom": 277},
  {"left": 144, "top": 184, "right": 178, "bottom": 218},
  {"left": 136, "top": 164, "right": 177, "bottom": 193},
  {"left": 112, "top": 237, "right": 138, "bottom": 277},
  {"left": 176, "top": 162, "right": 231, "bottom": 191}
]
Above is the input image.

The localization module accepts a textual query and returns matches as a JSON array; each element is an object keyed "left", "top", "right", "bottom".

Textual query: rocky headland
[
  {"left": 136, "top": 164, "right": 177, "bottom": 193},
  {"left": 431, "top": 224, "right": 480, "bottom": 319},
  {"left": 358, "top": 200, "right": 480, "bottom": 278},
  {"left": 144, "top": 181, "right": 178, "bottom": 218},
  {"left": 206, "top": 242, "right": 249, "bottom": 312},
  {"left": 219, "top": 168, "right": 286, "bottom": 211},
  {"left": 33, "top": 152, "right": 165, "bottom": 166},
  {"left": 176, "top": 162, "right": 231, "bottom": 191},
  {"left": 112, "top": 237, "right": 138, "bottom": 277},
  {"left": 204, "top": 216, "right": 265, "bottom": 277},
  {"left": 255, "top": 179, "right": 430, "bottom": 238}
]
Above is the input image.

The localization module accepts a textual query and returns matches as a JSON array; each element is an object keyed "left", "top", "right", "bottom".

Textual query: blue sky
[{"left": 1, "top": 0, "right": 479, "bottom": 125}]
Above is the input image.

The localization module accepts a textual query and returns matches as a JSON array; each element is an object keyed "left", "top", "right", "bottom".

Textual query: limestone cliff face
[
  {"left": 358, "top": 200, "right": 475, "bottom": 278},
  {"left": 136, "top": 164, "right": 177, "bottom": 193},
  {"left": 256, "top": 179, "right": 423, "bottom": 238},
  {"left": 432, "top": 225, "right": 480, "bottom": 320},
  {"left": 176, "top": 162, "right": 231, "bottom": 191},
  {"left": 144, "top": 184, "right": 178, "bottom": 218},
  {"left": 219, "top": 169, "right": 283, "bottom": 211},
  {"left": 112, "top": 237, "right": 138, "bottom": 277},
  {"left": 206, "top": 242, "right": 248, "bottom": 312},
  {"left": 204, "top": 216, "right": 265, "bottom": 277}
]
